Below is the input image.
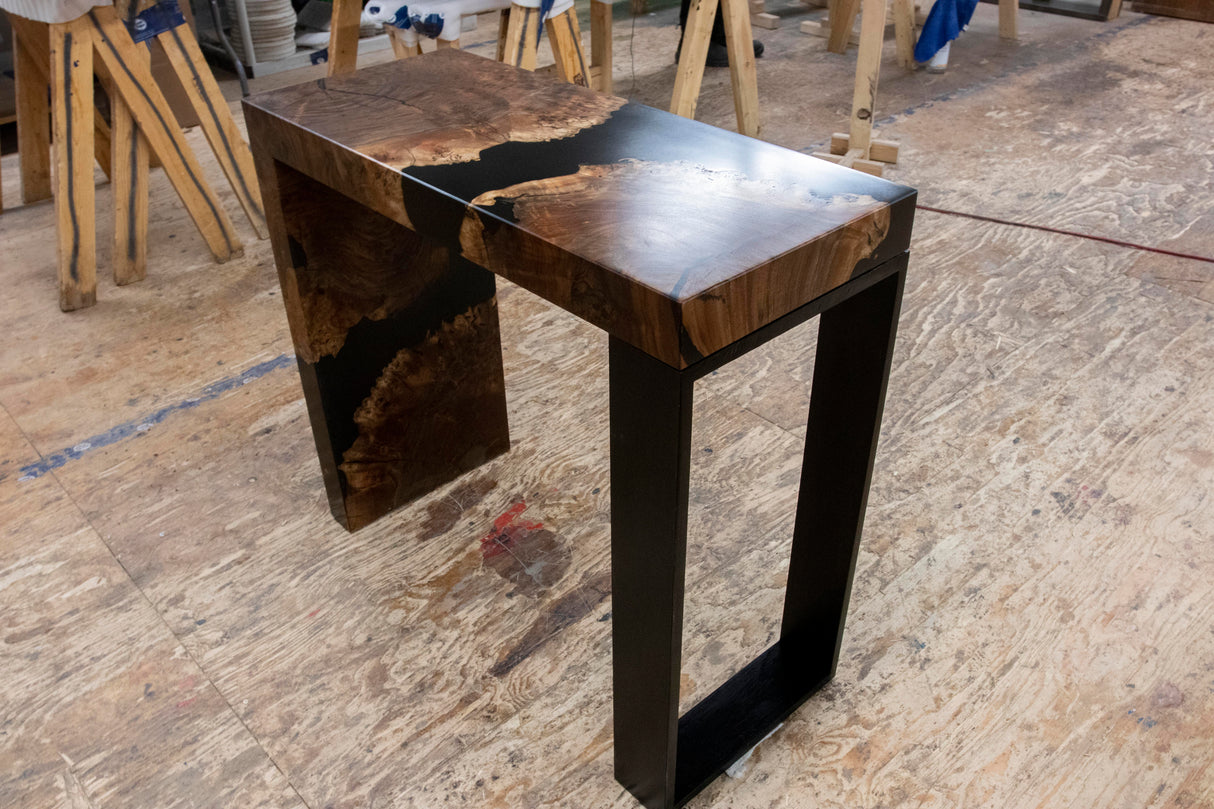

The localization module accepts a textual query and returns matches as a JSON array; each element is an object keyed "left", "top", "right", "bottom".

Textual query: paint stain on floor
[
  {"left": 480, "top": 500, "right": 571, "bottom": 597},
  {"left": 420, "top": 475, "right": 499, "bottom": 540},
  {"left": 490, "top": 569, "right": 612, "bottom": 678}
]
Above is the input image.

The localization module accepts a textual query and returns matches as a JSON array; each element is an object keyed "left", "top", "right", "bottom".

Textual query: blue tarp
[{"left": 913, "top": 0, "right": 978, "bottom": 62}]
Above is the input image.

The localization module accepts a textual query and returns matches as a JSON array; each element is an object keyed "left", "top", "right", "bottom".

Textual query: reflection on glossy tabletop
[{"left": 244, "top": 49, "right": 915, "bottom": 369}]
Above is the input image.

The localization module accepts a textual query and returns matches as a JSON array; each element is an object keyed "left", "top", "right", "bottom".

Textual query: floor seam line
[{"left": 45, "top": 459, "right": 317, "bottom": 809}]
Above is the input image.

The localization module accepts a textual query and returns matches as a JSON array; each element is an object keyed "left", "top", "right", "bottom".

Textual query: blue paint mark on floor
[{"left": 17, "top": 354, "right": 296, "bottom": 482}]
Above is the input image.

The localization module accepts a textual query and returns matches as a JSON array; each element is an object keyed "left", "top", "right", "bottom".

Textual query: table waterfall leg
[{"left": 253, "top": 157, "right": 511, "bottom": 531}]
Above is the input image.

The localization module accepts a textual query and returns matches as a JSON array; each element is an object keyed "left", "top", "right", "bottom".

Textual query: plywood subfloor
[{"left": 1, "top": 7, "right": 1213, "bottom": 808}]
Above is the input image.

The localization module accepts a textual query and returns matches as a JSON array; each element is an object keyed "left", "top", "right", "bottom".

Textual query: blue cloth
[
  {"left": 411, "top": 11, "right": 444, "bottom": 37},
  {"left": 538, "top": 0, "right": 555, "bottom": 42},
  {"left": 913, "top": 0, "right": 978, "bottom": 62}
]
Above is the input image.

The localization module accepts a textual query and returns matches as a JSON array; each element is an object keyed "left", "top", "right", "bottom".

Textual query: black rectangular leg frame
[{"left": 610, "top": 255, "right": 908, "bottom": 809}]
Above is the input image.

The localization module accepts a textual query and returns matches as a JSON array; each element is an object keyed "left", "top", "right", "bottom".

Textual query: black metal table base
[{"left": 610, "top": 256, "right": 908, "bottom": 809}]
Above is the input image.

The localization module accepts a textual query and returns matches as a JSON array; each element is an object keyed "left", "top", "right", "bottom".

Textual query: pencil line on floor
[{"left": 916, "top": 204, "right": 1214, "bottom": 265}]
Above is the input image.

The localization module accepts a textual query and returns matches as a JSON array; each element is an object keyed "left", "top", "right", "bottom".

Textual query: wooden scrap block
[
  {"left": 830, "top": 132, "right": 899, "bottom": 164},
  {"left": 811, "top": 150, "right": 884, "bottom": 176},
  {"left": 800, "top": 18, "right": 860, "bottom": 45}
]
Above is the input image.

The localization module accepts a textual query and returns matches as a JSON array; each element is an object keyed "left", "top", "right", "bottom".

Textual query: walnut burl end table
[{"left": 244, "top": 50, "right": 915, "bottom": 809}]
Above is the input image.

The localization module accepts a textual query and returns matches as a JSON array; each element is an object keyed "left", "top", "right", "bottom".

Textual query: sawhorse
[
  {"left": 4, "top": 1, "right": 265, "bottom": 309},
  {"left": 326, "top": 0, "right": 616, "bottom": 94},
  {"left": 670, "top": 0, "right": 761, "bottom": 136},
  {"left": 810, "top": 0, "right": 1016, "bottom": 176}
]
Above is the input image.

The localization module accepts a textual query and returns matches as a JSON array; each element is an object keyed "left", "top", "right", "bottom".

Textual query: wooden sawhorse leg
[
  {"left": 88, "top": 6, "right": 242, "bottom": 263},
  {"left": 13, "top": 20, "right": 53, "bottom": 206},
  {"left": 157, "top": 21, "right": 269, "bottom": 238},
  {"left": 388, "top": 25, "right": 422, "bottom": 58},
  {"left": 611, "top": 257, "right": 906, "bottom": 809},
  {"left": 999, "top": 0, "right": 1018, "bottom": 39},
  {"left": 670, "top": 0, "right": 760, "bottom": 136},
  {"left": 110, "top": 39, "right": 150, "bottom": 286},
  {"left": 328, "top": 0, "right": 363, "bottom": 75},
  {"left": 49, "top": 16, "right": 97, "bottom": 311},
  {"left": 590, "top": 0, "right": 614, "bottom": 93},
  {"left": 500, "top": 3, "right": 542, "bottom": 71},
  {"left": 827, "top": 0, "right": 860, "bottom": 51},
  {"left": 545, "top": 7, "right": 590, "bottom": 86},
  {"left": 805, "top": 0, "right": 913, "bottom": 67},
  {"left": 813, "top": 0, "right": 904, "bottom": 176},
  {"left": 10, "top": 14, "right": 116, "bottom": 189},
  {"left": 500, "top": 5, "right": 592, "bottom": 88}
]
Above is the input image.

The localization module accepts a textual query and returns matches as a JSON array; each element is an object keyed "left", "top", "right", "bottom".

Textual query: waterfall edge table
[{"left": 243, "top": 50, "right": 915, "bottom": 809}]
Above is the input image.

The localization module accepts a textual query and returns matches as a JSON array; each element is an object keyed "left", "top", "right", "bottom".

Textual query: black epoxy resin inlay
[
  {"left": 309, "top": 259, "right": 497, "bottom": 473},
  {"left": 400, "top": 101, "right": 915, "bottom": 263}
]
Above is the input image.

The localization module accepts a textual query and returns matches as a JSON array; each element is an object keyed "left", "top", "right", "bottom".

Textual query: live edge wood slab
[{"left": 244, "top": 49, "right": 915, "bottom": 809}]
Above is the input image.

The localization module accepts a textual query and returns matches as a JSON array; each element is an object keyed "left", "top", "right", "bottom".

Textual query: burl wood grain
[
  {"left": 244, "top": 49, "right": 915, "bottom": 369},
  {"left": 273, "top": 171, "right": 454, "bottom": 363},
  {"left": 461, "top": 161, "right": 893, "bottom": 362},
  {"left": 259, "top": 160, "right": 510, "bottom": 531},
  {"left": 340, "top": 306, "right": 511, "bottom": 530}
]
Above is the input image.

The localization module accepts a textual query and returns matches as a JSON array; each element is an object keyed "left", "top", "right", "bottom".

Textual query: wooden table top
[{"left": 244, "top": 50, "right": 916, "bottom": 368}]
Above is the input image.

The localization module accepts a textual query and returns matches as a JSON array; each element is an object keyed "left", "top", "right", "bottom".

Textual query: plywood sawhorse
[
  {"left": 326, "top": 0, "right": 616, "bottom": 94},
  {"left": 670, "top": 0, "right": 761, "bottom": 136},
  {"left": 4, "top": 2, "right": 266, "bottom": 310}
]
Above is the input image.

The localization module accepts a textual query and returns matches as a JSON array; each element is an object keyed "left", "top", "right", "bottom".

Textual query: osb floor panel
[{"left": 2, "top": 7, "right": 1213, "bottom": 809}]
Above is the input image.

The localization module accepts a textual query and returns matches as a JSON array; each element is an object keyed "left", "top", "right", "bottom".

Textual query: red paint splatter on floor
[{"left": 481, "top": 500, "right": 544, "bottom": 559}]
